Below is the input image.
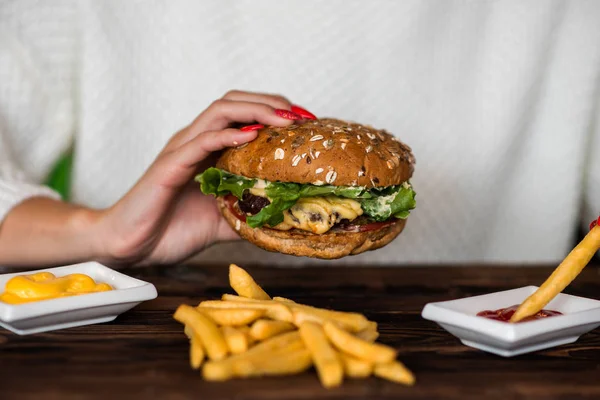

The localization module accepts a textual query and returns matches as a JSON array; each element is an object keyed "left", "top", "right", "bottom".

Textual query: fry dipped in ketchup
[{"left": 510, "top": 216, "right": 600, "bottom": 323}]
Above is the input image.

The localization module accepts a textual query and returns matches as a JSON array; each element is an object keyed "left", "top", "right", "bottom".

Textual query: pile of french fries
[{"left": 173, "top": 264, "right": 414, "bottom": 388}]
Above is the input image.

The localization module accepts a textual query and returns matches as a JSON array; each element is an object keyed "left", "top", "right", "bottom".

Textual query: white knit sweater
[{"left": 1, "top": 0, "right": 599, "bottom": 266}]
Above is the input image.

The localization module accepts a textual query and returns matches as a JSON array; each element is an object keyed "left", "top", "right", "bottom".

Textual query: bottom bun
[{"left": 218, "top": 197, "right": 407, "bottom": 259}]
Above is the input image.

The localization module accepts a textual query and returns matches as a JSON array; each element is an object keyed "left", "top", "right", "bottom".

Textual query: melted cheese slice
[{"left": 274, "top": 196, "right": 363, "bottom": 234}]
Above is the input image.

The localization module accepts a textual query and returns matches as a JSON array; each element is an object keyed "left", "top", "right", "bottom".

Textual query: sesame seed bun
[
  {"left": 218, "top": 197, "right": 407, "bottom": 259},
  {"left": 217, "top": 118, "right": 415, "bottom": 187}
]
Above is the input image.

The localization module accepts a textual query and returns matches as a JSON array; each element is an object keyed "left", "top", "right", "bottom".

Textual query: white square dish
[
  {"left": 0, "top": 262, "right": 157, "bottom": 335},
  {"left": 421, "top": 286, "right": 600, "bottom": 357}
]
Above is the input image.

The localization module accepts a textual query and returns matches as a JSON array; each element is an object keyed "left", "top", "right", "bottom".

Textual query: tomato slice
[{"left": 224, "top": 195, "right": 246, "bottom": 222}]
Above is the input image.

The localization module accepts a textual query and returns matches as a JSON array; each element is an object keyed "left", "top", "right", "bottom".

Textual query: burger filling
[
  {"left": 196, "top": 168, "right": 416, "bottom": 234},
  {"left": 277, "top": 196, "right": 363, "bottom": 234}
]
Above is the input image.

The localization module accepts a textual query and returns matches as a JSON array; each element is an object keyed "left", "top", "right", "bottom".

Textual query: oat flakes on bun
[{"left": 196, "top": 118, "right": 416, "bottom": 259}]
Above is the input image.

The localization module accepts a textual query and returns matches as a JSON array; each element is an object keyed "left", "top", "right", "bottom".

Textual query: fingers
[
  {"left": 166, "top": 99, "right": 295, "bottom": 152},
  {"left": 163, "top": 90, "right": 302, "bottom": 154},
  {"left": 179, "top": 128, "right": 256, "bottom": 167},
  {"left": 222, "top": 90, "right": 292, "bottom": 110},
  {"left": 154, "top": 128, "right": 256, "bottom": 188},
  {"left": 191, "top": 99, "right": 295, "bottom": 133}
]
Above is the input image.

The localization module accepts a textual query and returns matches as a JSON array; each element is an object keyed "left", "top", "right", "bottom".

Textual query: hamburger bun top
[{"left": 217, "top": 118, "right": 415, "bottom": 188}]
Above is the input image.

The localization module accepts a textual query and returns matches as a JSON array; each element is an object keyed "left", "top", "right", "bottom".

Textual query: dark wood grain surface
[{"left": 1, "top": 263, "right": 599, "bottom": 400}]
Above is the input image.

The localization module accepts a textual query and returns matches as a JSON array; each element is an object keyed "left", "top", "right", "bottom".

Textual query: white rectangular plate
[
  {"left": 0, "top": 262, "right": 157, "bottom": 335},
  {"left": 421, "top": 286, "right": 600, "bottom": 357}
]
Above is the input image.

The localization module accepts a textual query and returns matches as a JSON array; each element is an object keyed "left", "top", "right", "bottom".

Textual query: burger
[{"left": 196, "top": 118, "right": 416, "bottom": 259}]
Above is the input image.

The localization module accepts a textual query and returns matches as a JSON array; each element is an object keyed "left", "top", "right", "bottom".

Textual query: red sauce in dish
[{"left": 477, "top": 305, "right": 562, "bottom": 322}]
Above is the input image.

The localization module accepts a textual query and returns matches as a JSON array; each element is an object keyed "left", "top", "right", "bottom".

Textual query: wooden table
[{"left": 1, "top": 264, "right": 599, "bottom": 400}]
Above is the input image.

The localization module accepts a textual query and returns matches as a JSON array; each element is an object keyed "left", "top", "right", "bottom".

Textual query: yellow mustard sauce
[{"left": 0, "top": 272, "right": 113, "bottom": 304}]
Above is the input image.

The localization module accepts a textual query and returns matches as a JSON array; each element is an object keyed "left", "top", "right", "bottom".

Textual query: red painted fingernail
[
  {"left": 240, "top": 124, "right": 264, "bottom": 132},
  {"left": 590, "top": 216, "right": 600, "bottom": 231},
  {"left": 291, "top": 105, "right": 317, "bottom": 120},
  {"left": 275, "top": 109, "right": 302, "bottom": 120}
]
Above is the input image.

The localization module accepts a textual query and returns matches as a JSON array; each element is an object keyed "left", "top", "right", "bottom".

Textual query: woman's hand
[
  {"left": 0, "top": 90, "right": 313, "bottom": 267},
  {"left": 95, "top": 91, "right": 308, "bottom": 266}
]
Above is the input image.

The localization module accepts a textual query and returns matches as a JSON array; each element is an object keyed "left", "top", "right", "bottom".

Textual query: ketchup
[{"left": 477, "top": 305, "right": 562, "bottom": 322}]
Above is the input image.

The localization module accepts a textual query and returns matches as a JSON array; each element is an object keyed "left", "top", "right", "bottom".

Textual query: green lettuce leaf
[
  {"left": 300, "top": 185, "right": 372, "bottom": 198},
  {"left": 246, "top": 198, "right": 298, "bottom": 228},
  {"left": 263, "top": 183, "right": 370, "bottom": 200},
  {"left": 194, "top": 167, "right": 255, "bottom": 199},
  {"left": 195, "top": 168, "right": 416, "bottom": 228},
  {"left": 359, "top": 186, "right": 417, "bottom": 221}
]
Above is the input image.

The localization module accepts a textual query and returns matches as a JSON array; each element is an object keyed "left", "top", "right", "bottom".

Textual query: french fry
[
  {"left": 203, "top": 345, "right": 310, "bottom": 380},
  {"left": 198, "top": 300, "right": 293, "bottom": 322},
  {"left": 299, "top": 322, "right": 343, "bottom": 388},
  {"left": 222, "top": 294, "right": 258, "bottom": 302},
  {"left": 198, "top": 307, "right": 265, "bottom": 326},
  {"left": 202, "top": 331, "right": 303, "bottom": 381},
  {"left": 273, "top": 296, "right": 296, "bottom": 303},
  {"left": 174, "top": 305, "right": 229, "bottom": 361},
  {"left": 234, "top": 339, "right": 310, "bottom": 378},
  {"left": 374, "top": 361, "right": 415, "bottom": 386},
  {"left": 291, "top": 307, "right": 369, "bottom": 333},
  {"left": 355, "top": 327, "right": 379, "bottom": 342},
  {"left": 250, "top": 319, "right": 295, "bottom": 341},
  {"left": 190, "top": 334, "right": 205, "bottom": 369},
  {"left": 184, "top": 324, "right": 193, "bottom": 339},
  {"left": 202, "top": 360, "right": 234, "bottom": 381},
  {"left": 297, "top": 305, "right": 369, "bottom": 330},
  {"left": 221, "top": 293, "right": 273, "bottom": 303},
  {"left": 511, "top": 225, "right": 600, "bottom": 322},
  {"left": 221, "top": 326, "right": 248, "bottom": 354},
  {"left": 238, "top": 330, "right": 302, "bottom": 355},
  {"left": 184, "top": 324, "right": 207, "bottom": 369},
  {"left": 365, "top": 321, "right": 378, "bottom": 331},
  {"left": 229, "top": 264, "right": 271, "bottom": 300},
  {"left": 293, "top": 308, "right": 329, "bottom": 328},
  {"left": 323, "top": 322, "right": 396, "bottom": 364},
  {"left": 276, "top": 297, "right": 367, "bottom": 324},
  {"left": 340, "top": 353, "right": 372, "bottom": 378},
  {"left": 237, "top": 325, "right": 256, "bottom": 346},
  {"left": 240, "top": 348, "right": 312, "bottom": 377}
]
